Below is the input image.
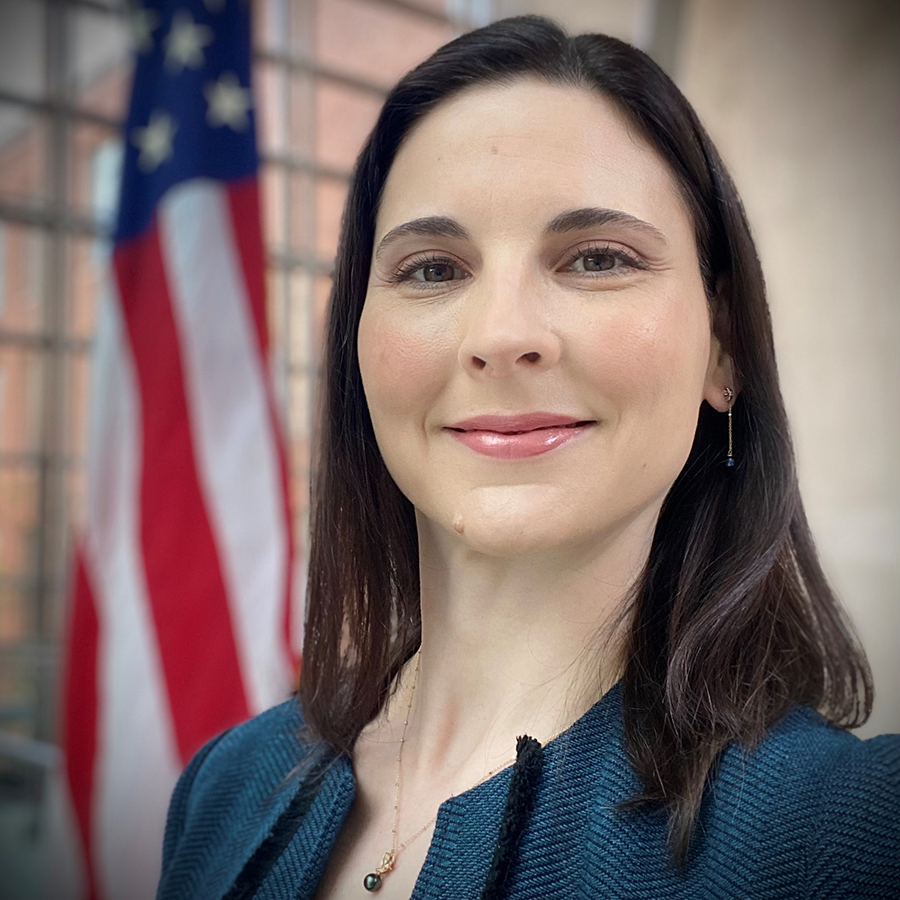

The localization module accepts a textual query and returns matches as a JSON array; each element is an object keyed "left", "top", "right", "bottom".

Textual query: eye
[
  {"left": 388, "top": 244, "right": 647, "bottom": 291},
  {"left": 564, "top": 244, "right": 647, "bottom": 277},
  {"left": 389, "top": 253, "right": 467, "bottom": 290}
]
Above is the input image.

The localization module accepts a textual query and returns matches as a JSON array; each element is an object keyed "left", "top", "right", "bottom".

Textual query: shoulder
[
  {"left": 787, "top": 707, "right": 899, "bottom": 898},
  {"left": 185, "top": 694, "right": 308, "bottom": 806},
  {"left": 712, "top": 704, "right": 900, "bottom": 898},
  {"left": 728, "top": 702, "right": 900, "bottom": 801},
  {"left": 158, "top": 695, "right": 315, "bottom": 885}
]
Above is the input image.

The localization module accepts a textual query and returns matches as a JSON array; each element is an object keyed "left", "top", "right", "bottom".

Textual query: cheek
[
  {"left": 581, "top": 294, "right": 709, "bottom": 429},
  {"left": 358, "top": 304, "right": 446, "bottom": 422}
]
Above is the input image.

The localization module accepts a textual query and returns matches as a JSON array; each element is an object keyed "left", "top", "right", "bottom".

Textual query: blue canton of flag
[{"left": 118, "top": 0, "right": 258, "bottom": 242}]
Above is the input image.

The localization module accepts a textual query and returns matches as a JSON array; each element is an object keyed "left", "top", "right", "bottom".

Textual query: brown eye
[
  {"left": 568, "top": 245, "right": 646, "bottom": 277},
  {"left": 391, "top": 254, "right": 466, "bottom": 290},
  {"left": 419, "top": 263, "right": 455, "bottom": 282},
  {"left": 581, "top": 252, "right": 617, "bottom": 272}
]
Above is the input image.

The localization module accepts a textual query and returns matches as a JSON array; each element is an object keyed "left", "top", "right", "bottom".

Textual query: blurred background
[{"left": 0, "top": 0, "right": 897, "bottom": 897}]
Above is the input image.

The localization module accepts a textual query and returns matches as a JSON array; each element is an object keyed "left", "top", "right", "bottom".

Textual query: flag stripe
[
  {"left": 62, "top": 540, "right": 101, "bottom": 900},
  {"left": 113, "top": 220, "right": 251, "bottom": 763},
  {"left": 226, "top": 178, "right": 300, "bottom": 675},
  {"left": 158, "top": 180, "right": 292, "bottom": 712},
  {"left": 82, "top": 281, "right": 181, "bottom": 900},
  {"left": 54, "top": 3, "right": 300, "bottom": 896},
  {"left": 226, "top": 178, "right": 269, "bottom": 356}
]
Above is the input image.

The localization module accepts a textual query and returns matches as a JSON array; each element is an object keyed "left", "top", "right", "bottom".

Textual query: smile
[{"left": 444, "top": 422, "right": 596, "bottom": 458}]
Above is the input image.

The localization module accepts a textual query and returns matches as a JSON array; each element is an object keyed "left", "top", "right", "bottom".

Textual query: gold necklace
[{"left": 362, "top": 648, "right": 517, "bottom": 892}]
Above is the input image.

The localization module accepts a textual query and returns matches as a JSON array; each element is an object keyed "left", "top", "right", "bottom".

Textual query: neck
[{"left": 356, "top": 504, "right": 652, "bottom": 793}]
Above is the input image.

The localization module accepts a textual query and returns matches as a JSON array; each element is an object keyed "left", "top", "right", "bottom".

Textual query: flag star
[
  {"left": 163, "top": 9, "right": 214, "bottom": 74},
  {"left": 204, "top": 71, "right": 252, "bottom": 131},
  {"left": 130, "top": 5, "right": 160, "bottom": 54},
  {"left": 131, "top": 110, "right": 178, "bottom": 172}
]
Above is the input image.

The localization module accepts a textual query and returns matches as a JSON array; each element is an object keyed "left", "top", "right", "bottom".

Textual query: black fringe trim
[{"left": 479, "top": 734, "right": 544, "bottom": 900}]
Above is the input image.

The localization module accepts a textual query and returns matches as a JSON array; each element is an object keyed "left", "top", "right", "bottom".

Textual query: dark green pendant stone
[{"left": 364, "top": 872, "right": 382, "bottom": 891}]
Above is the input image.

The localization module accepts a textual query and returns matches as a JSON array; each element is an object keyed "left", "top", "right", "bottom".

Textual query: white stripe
[
  {"left": 159, "top": 179, "right": 292, "bottom": 713},
  {"left": 84, "top": 272, "right": 182, "bottom": 900}
]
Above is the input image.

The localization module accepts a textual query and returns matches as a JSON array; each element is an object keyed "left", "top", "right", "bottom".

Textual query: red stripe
[
  {"left": 61, "top": 539, "right": 100, "bottom": 900},
  {"left": 227, "top": 179, "right": 301, "bottom": 680},
  {"left": 113, "top": 221, "right": 251, "bottom": 763},
  {"left": 226, "top": 179, "right": 269, "bottom": 357}
]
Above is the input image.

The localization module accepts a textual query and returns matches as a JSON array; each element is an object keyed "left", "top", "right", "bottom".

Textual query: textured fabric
[{"left": 155, "top": 680, "right": 900, "bottom": 900}]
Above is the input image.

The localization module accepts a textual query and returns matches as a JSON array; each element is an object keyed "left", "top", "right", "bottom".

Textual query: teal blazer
[{"left": 155, "top": 680, "right": 900, "bottom": 899}]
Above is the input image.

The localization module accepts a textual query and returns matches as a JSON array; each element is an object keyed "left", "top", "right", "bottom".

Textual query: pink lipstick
[{"left": 444, "top": 421, "right": 596, "bottom": 458}]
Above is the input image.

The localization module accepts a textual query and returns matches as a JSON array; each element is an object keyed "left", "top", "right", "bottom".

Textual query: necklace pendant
[{"left": 364, "top": 852, "right": 395, "bottom": 892}]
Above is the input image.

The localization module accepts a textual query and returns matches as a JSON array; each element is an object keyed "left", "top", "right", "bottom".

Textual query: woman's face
[{"left": 358, "top": 78, "right": 730, "bottom": 557}]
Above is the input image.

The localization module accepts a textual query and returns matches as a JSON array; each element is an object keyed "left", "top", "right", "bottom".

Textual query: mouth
[
  {"left": 447, "top": 421, "right": 595, "bottom": 435},
  {"left": 444, "top": 420, "right": 596, "bottom": 459}
]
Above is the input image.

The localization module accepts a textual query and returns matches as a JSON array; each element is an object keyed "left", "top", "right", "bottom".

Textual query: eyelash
[{"left": 388, "top": 244, "right": 648, "bottom": 291}]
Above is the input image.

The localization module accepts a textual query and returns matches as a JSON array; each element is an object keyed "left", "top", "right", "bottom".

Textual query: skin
[{"left": 355, "top": 77, "right": 735, "bottom": 809}]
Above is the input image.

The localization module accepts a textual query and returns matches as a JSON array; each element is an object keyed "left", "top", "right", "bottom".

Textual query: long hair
[{"left": 292, "top": 14, "right": 873, "bottom": 869}]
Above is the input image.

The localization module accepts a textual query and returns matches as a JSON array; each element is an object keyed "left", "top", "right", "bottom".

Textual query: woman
[{"left": 156, "top": 15, "right": 899, "bottom": 900}]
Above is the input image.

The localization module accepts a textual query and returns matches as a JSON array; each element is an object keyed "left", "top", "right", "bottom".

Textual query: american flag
[{"left": 42, "top": 1, "right": 301, "bottom": 897}]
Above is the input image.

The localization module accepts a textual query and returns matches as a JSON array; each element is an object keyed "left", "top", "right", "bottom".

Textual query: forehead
[{"left": 376, "top": 78, "right": 693, "bottom": 246}]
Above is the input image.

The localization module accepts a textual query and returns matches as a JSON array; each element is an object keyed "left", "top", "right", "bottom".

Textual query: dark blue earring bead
[
  {"left": 364, "top": 873, "right": 382, "bottom": 891},
  {"left": 726, "top": 456, "right": 735, "bottom": 468}
]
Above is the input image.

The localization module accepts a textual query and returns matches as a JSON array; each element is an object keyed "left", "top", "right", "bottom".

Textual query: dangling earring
[{"left": 723, "top": 387, "right": 735, "bottom": 467}]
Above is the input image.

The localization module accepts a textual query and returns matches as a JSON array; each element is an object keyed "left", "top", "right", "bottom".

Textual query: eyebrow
[{"left": 373, "top": 206, "right": 669, "bottom": 260}]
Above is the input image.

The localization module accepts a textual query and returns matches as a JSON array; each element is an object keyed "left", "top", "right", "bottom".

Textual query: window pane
[
  {"left": 68, "top": 123, "right": 123, "bottom": 229},
  {"left": 0, "top": 0, "right": 46, "bottom": 101},
  {"left": 286, "top": 267, "right": 314, "bottom": 371},
  {"left": 0, "top": 466, "right": 40, "bottom": 594},
  {"left": 315, "top": 174, "right": 347, "bottom": 261},
  {"left": 255, "top": 61, "right": 290, "bottom": 157},
  {"left": 0, "top": 225, "right": 46, "bottom": 336},
  {"left": 0, "top": 104, "right": 50, "bottom": 211},
  {"left": 315, "top": 0, "right": 456, "bottom": 90},
  {"left": 314, "top": 272, "right": 332, "bottom": 367},
  {"left": 63, "top": 351, "right": 91, "bottom": 461},
  {"left": 46, "top": 468, "right": 86, "bottom": 642},
  {"left": 315, "top": 80, "right": 382, "bottom": 172},
  {"left": 289, "top": 170, "right": 315, "bottom": 256},
  {"left": 62, "top": 468, "right": 87, "bottom": 562},
  {"left": 407, "top": 0, "right": 453, "bottom": 14},
  {"left": 262, "top": 163, "right": 288, "bottom": 252},
  {"left": 66, "top": 234, "right": 112, "bottom": 343},
  {"left": 289, "top": 72, "right": 315, "bottom": 159},
  {"left": 0, "top": 629, "right": 40, "bottom": 746},
  {"left": 0, "top": 348, "right": 44, "bottom": 456},
  {"left": 288, "top": 370, "right": 313, "bottom": 466},
  {"left": 265, "top": 264, "right": 289, "bottom": 408},
  {"left": 0, "top": 579, "right": 32, "bottom": 648},
  {"left": 66, "top": 4, "right": 131, "bottom": 119},
  {"left": 253, "top": 0, "right": 291, "bottom": 54}
]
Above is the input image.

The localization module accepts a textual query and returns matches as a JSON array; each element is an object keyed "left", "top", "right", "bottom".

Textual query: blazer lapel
[{"left": 221, "top": 749, "right": 355, "bottom": 900}]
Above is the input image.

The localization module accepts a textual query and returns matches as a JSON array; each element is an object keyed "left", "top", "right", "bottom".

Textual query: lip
[
  {"left": 446, "top": 413, "right": 595, "bottom": 432},
  {"left": 445, "top": 421, "right": 596, "bottom": 459}
]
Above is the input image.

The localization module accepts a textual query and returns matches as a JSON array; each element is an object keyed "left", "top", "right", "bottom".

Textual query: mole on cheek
[{"left": 453, "top": 512, "right": 465, "bottom": 534}]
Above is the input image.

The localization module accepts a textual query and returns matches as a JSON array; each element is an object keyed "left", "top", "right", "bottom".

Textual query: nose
[{"left": 456, "top": 265, "right": 562, "bottom": 377}]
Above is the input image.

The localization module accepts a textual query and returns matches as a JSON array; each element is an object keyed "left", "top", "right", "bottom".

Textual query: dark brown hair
[{"left": 292, "top": 14, "right": 873, "bottom": 869}]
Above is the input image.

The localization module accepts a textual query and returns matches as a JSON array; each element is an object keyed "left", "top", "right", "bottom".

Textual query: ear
[{"left": 703, "top": 275, "right": 738, "bottom": 413}]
